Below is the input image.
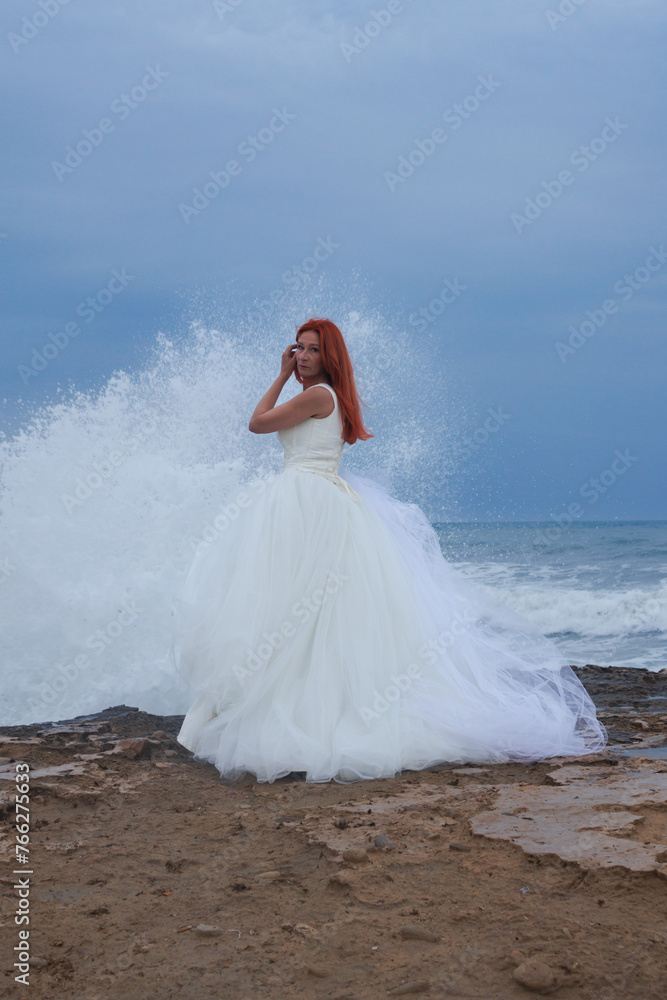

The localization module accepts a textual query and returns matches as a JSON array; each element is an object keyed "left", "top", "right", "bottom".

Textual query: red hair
[{"left": 295, "top": 318, "right": 373, "bottom": 445}]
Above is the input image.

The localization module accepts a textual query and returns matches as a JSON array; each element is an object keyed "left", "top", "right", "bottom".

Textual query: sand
[{"left": 1, "top": 664, "right": 666, "bottom": 999}]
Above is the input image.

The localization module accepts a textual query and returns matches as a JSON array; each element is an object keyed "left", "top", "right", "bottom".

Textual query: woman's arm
[{"left": 248, "top": 344, "right": 333, "bottom": 434}]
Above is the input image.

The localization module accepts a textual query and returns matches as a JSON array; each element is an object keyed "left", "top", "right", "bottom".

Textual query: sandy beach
[{"left": 2, "top": 664, "right": 666, "bottom": 999}]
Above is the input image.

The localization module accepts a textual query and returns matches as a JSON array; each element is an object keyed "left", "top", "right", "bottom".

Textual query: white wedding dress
[{"left": 174, "top": 382, "right": 606, "bottom": 783}]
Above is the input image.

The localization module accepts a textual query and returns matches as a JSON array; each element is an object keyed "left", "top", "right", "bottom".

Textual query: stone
[
  {"left": 151, "top": 730, "right": 169, "bottom": 739},
  {"left": 374, "top": 833, "right": 396, "bottom": 850},
  {"left": 256, "top": 870, "right": 282, "bottom": 879},
  {"left": 342, "top": 847, "right": 369, "bottom": 863},
  {"left": 400, "top": 924, "right": 440, "bottom": 942},
  {"left": 513, "top": 958, "right": 556, "bottom": 991},
  {"left": 387, "top": 980, "right": 431, "bottom": 995},
  {"left": 328, "top": 872, "right": 354, "bottom": 887},
  {"left": 306, "top": 965, "right": 330, "bottom": 978},
  {"left": 448, "top": 842, "right": 471, "bottom": 852},
  {"left": 111, "top": 738, "right": 152, "bottom": 759},
  {"left": 193, "top": 924, "right": 222, "bottom": 936}
]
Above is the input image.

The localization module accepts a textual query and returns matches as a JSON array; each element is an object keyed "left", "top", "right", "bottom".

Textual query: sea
[
  {"left": 1, "top": 312, "right": 665, "bottom": 727},
  {"left": 436, "top": 520, "right": 667, "bottom": 675}
]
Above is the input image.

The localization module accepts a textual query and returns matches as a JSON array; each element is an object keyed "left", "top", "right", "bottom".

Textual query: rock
[
  {"left": 111, "top": 738, "right": 152, "bottom": 759},
  {"left": 400, "top": 924, "right": 440, "bottom": 942},
  {"left": 163, "top": 749, "right": 177, "bottom": 757},
  {"left": 512, "top": 958, "right": 556, "bottom": 991},
  {"left": 151, "top": 730, "right": 169, "bottom": 739},
  {"left": 387, "top": 980, "right": 431, "bottom": 995},
  {"left": 29, "top": 956, "right": 48, "bottom": 968},
  {"left": 448, "top": 842, "right": 471, "bottom": 852},
  {"left": 307, "top": 966, "right": 330, "bottom": 978},
  {"left": 294, "top": 923, "right": 319, "bottom": 938},
  {"left": 256, "top": 870, "right": 282, "bottom": 880},
  {"left": 427, "top": 832, "right": 441, "bottom": 840},
  {"left": 193, "top": 924, "right": 222, "bottom": 936},
  {"left": 374, "top": 834, "right": 396, "bottom": 850},
  {"left": 328, "top": 872, "right": 354, "bottom": 887},
  {"left": 342, "top": 847, "right": 369, "bottom": 863}
]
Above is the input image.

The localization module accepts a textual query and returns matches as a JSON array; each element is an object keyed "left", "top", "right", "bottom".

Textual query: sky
[{"left": 1, "top": 0, "right": 666, "bottom": 520}]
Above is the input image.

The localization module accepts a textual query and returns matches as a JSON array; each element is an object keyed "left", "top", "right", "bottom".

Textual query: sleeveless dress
[{"left": 173, "top": 382, "right": 606, "bottom": 783}]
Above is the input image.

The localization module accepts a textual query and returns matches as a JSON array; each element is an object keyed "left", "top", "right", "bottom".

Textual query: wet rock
[
  {"left": 342, "top": 847, "right": 369, "bottom": 863},
  {"left": 387, "top": 980, "right": 431, "bottom": 995},
  {"left": 400, "top": 924, "right": 440, "bottom": 942},
  {"left": 513, "top": 958, "right": 556, "bottom": 991},
  {"left": 374, "top": 833, "right": 396, "bottom": 850}
]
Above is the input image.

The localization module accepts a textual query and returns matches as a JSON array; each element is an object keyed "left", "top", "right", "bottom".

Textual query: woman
[{"left": 173, "top": 317, "right": 606, "bottom": 783}]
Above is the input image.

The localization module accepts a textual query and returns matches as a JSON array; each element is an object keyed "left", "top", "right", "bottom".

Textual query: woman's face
[{"left": 295, "top": 330, "right": 325, "bottom": 380}]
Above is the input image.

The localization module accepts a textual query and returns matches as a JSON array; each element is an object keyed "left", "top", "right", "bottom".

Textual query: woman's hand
[{"left": 280, "top": 343, "right": 297, "bottom": 379}]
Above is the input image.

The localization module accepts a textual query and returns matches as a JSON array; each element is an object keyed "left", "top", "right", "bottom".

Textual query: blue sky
[{"left": 1, "top": 0, "right": 666, "bottom": 519}]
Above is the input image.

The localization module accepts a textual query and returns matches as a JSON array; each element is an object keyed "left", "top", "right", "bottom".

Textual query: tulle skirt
[{"left": 172, "top": 467, "right": 607, "bottom": 783}]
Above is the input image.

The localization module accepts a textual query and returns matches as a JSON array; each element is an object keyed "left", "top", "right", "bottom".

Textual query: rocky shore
[{"left": 1, "top": 664, "right": 666, "bottom": 999}]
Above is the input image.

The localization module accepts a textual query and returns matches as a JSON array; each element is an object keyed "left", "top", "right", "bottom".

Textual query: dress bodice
[{"left": 278, "top": 383, "right": 344, "bottom": 476}]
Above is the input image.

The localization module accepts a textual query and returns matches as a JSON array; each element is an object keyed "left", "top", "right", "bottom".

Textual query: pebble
[
  {"left": 374, "top": 834, "right": 396, "bottom": 850},
  {"left": 193, "top": 924, "right": 222, "bottom": 936},
  {"left": 387, "top": 980, "right": 431, "bottom": 995},
  {"left": 163, "top": 749, "right": 177, "bottom": 757},
  {"left": 29, "top": 957, "right": 48, "bottom": 968},
  {"left": 294, "top": 923, "right": 319, "bottom": 938},
  {"left": 513, "top": 958, "right": 556, "bottom": 991},
  {"left": 342, "top": 847, "right": 369, "bottom": 863},
  {"left": 400, "top": 924, "right": 440, "bottom": 943},
  {"left": 306, "top": 966, "right": 330, "bottom": 978},
  {"left": 256, "top": 870, "right": 282, "bottom": 880},
  {"left": 329, "top": 872, "right": 354, "bottom": 887},
  {"left": 448, "top": 842, "right": 471, "bottom": 852},
  {"left": 151, "top": 730, "right": 170, "bottom": 740}
]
